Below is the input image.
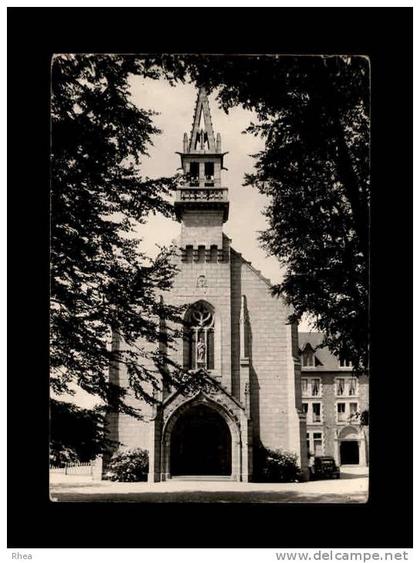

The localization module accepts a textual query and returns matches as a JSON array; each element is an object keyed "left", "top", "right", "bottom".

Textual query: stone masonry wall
[
  {"left": 106, "top": 333, "right": 155, "bottom": 453},
  {"left": 233, "top": 250, "right": 300, "bottom": 453},
  {"left": 165, "top": 235, "right": 233, "bottom": 393},
  {"left": 181, "top": 209, "right": 224, "bottom": 249}
]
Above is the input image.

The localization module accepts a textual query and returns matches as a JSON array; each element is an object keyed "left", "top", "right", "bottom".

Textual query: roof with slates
[{"left": 298, "top": 332, "right": 342, "bottom": 369}]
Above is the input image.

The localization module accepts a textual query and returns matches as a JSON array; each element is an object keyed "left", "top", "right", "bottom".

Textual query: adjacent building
[{"left": 299, "top": 332, "right": 369, "bottom": 467}]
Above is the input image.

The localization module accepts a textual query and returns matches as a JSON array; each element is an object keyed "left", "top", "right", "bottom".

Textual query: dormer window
[
  {"left": 302, "top": 348, "right": 315, "bottom": 367},
  {"left": 301, "top": 344, "right": 322, "bottom": 367}
]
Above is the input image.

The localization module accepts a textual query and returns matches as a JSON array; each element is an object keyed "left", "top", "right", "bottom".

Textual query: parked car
[{"left": 310, "top": 456, "right": 340, "bottom": 480}]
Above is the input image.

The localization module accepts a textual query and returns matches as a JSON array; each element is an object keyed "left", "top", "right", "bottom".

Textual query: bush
[
  {"left": 50, "top": 442, "right": 80, "bottom": 467},
  {"left": 106, "top": 448, "right": 149, "bottom": 482},
  {"left": 360, "top": 409, "right": 369, "bottom": 426},
  {"left": 254, "top": 446, "right": 302, "bottom": 482}
]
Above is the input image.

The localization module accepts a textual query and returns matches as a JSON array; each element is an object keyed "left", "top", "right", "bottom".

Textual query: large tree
[
  {"left": 51, "top": 54, "right": 184, "bottom": 419},
  {"left": 154, "top": 54, "right": 370, "bottom": 370},
  {"left": 50, "top": 399, "right": 111, "bottom": 464},
  {"left": 51, "top": 53, "right": 370, "bottom": 437}
]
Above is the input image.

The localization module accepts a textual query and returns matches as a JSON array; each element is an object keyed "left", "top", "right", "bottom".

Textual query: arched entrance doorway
[
  {"left": 337, "top": 426, "right": 365, "bottom": 465},
  {"left": 170, "top": 403, "right": 232, "bottom": 476},
  {"left": 340, "top": 440, "right": 359, "bottom": 465}
]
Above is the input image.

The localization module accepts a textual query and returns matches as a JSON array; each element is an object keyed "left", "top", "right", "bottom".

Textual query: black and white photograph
[
  {"left": 6, "top": 4, "right": 413, "bottom": 555},
  {"left": 49, "top": 53, "right": 370, "bottom": 503}
]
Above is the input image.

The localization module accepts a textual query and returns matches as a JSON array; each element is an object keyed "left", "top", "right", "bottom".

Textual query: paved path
[{"left": 50, "top": 468, "right": 368, "bottom": 503}]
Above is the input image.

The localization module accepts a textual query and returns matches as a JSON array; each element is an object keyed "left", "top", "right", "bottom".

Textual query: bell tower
[{"left": 174, "top": 88, "right": 229, "bottom": 262}]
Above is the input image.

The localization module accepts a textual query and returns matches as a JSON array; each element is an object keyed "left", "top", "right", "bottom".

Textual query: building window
[
  {"left": 349, "top": 377, "right": 357, "bottom": 396},
  {"left": 311, "top": 378, "right": 321, "bottom": 396},
  {"left": 335, "top": 376, "right": 358, "bottom": 397},
  {"left": 184, "top": 301, "right": 215, "bottom": 370},
  {"left": 349, "top": 402, "right": 358, "bottom": 419},
  {"left": 302, "top": 348, "right": 315, "bottom": 367},
  {"left": 312, "top": 403, "right": 321, "bottom": 423},
  {"left": 337, "top": 402, "right": 346, "bottom": 422},
  {"left": 340, "top": 357, "right": 352, "bottom": 368},
  {"left": 307, "top": 431, "right": 324, "bottom": 456},
  {"left": 302, "top": 402, "right": 308, "bottom": 418},
  {"left": 336, "top": 401, "right": 359, "bottom": 423},
  {"left": 302, "top": 378, "right": 322, "bottom": 397},
  {"left": 336, "top": 378, "right": 345, "bottom": 396},
  {"left": 313, "top": 432, "right": 323, "bottom": 456}
]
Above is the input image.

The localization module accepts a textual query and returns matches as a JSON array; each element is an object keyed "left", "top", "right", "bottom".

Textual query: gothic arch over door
[
  {"left": 161, "top": 396, "right": 242, "bottom": 480},
  {"left": 170, "top": 403, "right": 231, "bottom": 476}
]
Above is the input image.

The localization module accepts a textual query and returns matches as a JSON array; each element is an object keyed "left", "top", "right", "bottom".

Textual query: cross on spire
[{"left": 189, "top": 87, "right": 216, "bottom": 152}]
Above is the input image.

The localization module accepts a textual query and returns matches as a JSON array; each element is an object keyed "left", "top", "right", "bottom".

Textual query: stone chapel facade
[{"left": 106, "top": 88, "right": 308, "bottom": 482}]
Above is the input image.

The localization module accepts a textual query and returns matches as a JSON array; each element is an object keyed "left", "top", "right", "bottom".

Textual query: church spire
[
  {"left": 188, "top": 87, "right": 216, "bottom": 152},
  {"left": 174, "top": 88, "right": 229, "bottom": 242}
]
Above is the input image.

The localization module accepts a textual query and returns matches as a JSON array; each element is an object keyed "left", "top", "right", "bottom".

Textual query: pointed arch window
[{"left": 184, "top": 302, "right": 215, "bottom": 370}]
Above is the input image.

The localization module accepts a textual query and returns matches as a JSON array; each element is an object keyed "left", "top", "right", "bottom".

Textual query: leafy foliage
[
  {"left": 51, "top": 55, "right": 185, "bottom": 416},
  {"left": 150, "top": 54, "right": 369, "bottom": 370},
  {"left": 49, "top": 444, "right": 80, "bottom": 467},
  {"left": 50, "top": 398, "right": 113, "bottom": 463},
  {"left": 360, "top": 409, "right": 369, "bottom": 426},
  {"left": 253, "top": 446, "right": 301, "bottom": 483},
  {"left": 351, "top": 408, "right": 369, "bottom": 427},
  {"left": 106, "top": 448, "right": 149, "bottom": 482}
]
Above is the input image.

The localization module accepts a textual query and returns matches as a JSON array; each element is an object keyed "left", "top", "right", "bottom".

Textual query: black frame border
[{"left": 7, "top": 6, "right": 413, "bottom": 549}]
